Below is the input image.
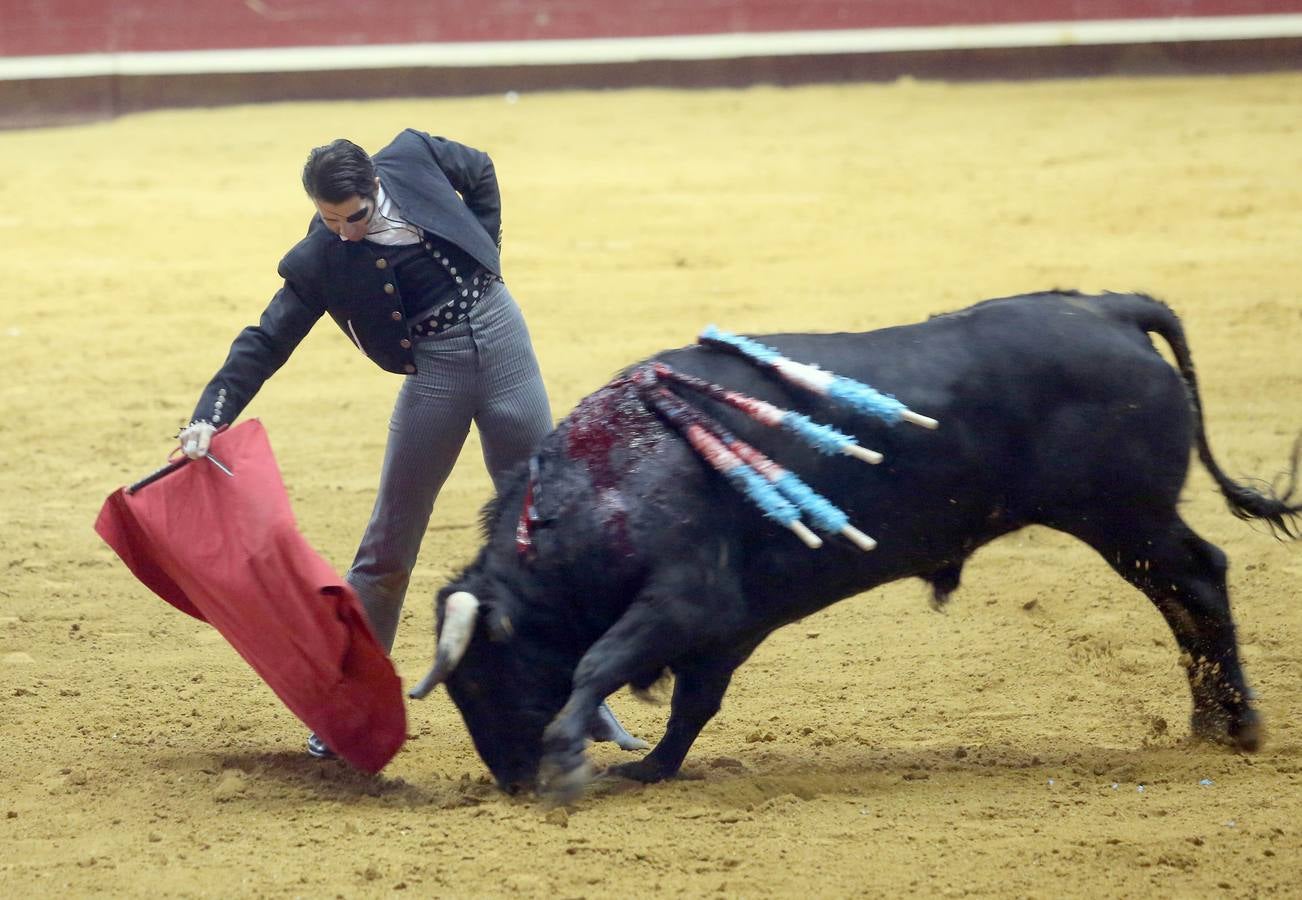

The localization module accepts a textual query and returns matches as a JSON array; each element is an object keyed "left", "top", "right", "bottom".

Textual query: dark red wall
[
  {"left": 5, "top": 1, "right": 1302, "bottom": 128},
  {"left": 7, "top": 0, "right": 1302, "bottom": 56}
]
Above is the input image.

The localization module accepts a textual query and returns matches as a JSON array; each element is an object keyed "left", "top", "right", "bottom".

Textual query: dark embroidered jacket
[{"left": 191, "top": 129, "right": 503, "bottom": 426}]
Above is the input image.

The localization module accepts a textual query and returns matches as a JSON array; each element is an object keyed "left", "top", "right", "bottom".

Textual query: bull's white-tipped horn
[{"left": 408, "top": 591, "right": 479, "bottom": 699}]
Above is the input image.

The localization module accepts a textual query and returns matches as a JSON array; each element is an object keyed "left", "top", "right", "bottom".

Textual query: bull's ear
[{"left": 486, "top": 605, "right": 514, "bottom": 643}]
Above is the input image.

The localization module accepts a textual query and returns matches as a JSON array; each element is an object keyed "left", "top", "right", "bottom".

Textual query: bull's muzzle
[{"left": 408, "top": 590, "right": 479, "bottom": 699}]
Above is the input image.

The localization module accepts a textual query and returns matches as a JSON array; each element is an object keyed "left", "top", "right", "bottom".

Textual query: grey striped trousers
[{"left": 347, "top": 280, "right": 552, "bottom": 651}]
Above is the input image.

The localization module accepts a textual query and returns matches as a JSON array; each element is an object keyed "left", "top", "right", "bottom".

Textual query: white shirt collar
[{"left": 364, "top": 183, "right": 422, "bottom": 246}]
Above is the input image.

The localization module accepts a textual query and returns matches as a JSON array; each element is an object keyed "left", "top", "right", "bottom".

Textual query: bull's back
[
  {"left": 532, "top": 292, "right": 1195, "bottom": 624},
  {"left": 648, "top": 293, "right": 1192, "bottom": 613}
]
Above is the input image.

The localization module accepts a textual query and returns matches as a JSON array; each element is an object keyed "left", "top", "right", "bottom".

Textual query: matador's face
[{"left": 313, "top": 176, "right": 379, "bottom": 242}]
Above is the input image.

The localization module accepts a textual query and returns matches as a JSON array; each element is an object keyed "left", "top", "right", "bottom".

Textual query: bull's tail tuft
[
  {"left": 1220, "top": 436, "right": 1301, "bottom": 539},
  {"left": 1100, "top": 292, "right": 1302, "bottom": 539}
]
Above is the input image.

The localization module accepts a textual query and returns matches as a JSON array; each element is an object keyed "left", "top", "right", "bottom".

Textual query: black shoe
[{"left": 306, "top": 732, "right": 337, "bottom": 760}]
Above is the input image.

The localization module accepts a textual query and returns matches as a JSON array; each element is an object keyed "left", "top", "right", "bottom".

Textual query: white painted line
[{"left": 4, "top": 15, "right": 1302, "bottom": 81}]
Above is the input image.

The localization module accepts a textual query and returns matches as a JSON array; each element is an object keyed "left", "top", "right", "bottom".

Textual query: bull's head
[{"left": 409, "top": 582, "right": 572, "bottom": 794}]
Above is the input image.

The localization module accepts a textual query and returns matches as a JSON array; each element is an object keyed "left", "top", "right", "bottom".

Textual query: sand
[{"left": 1, "top": 72, "right": 1300, "bottom": 897}]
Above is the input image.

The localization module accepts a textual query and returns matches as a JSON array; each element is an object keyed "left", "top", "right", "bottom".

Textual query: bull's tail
[{"left": 1099, "top": 292, "right": 1301, "bottom": 538}]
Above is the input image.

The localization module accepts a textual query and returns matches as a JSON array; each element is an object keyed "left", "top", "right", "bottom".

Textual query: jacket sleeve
[
  {"left": 419, "top": 133, "right": 503, "bottom": 247},
  {"left": 189, "top": 278, "right": 323, "bottom": 426}
]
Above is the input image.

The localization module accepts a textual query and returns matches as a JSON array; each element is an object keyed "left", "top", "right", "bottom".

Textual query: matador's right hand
[{"left": 178, "top": 420, "right": 217, "bottom": 459}]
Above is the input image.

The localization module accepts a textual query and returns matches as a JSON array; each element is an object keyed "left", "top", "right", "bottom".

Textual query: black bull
[{"left": 410, "top": 291, "right": 1300, "bottom": 795}]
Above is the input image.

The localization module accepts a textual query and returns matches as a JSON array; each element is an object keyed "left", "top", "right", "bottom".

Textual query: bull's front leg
[
  {"left": 607, "top": 656, "right": 740, "bottom": 784},
  {"left": 540, "top": 604, "right": 679, "bottom": 799},
  {"left": 541, "top": 591, "right": 739, "bottom": 799}
]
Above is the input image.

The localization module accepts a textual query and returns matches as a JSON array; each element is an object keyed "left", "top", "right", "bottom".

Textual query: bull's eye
[{"left": 489, "top": 613, "right": 513, "bottom": 642}]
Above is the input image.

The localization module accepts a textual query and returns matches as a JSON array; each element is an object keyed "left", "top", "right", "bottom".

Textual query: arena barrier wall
[{"left": 4, "top": 0, "right": 1302, "bottom": 127}]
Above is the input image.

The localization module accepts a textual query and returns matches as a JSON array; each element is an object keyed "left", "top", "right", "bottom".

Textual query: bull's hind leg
[{"left": 1071, "top": 514, "right": 1261, "bottom": 751}]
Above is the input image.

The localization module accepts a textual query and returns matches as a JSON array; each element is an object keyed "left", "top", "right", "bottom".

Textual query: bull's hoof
[
  {"left": 1191, "top": 705, "right": 1263, "bottom": 753},
  {"left": 606, "top": 756, "right": 676, "bottom": 785},
  {"left": 539, "top": 757, "right": 593, "bottom": 804},
  {"left": 610, "top": 733, "right": 650, "bottom": 752},
  {"left": 588, "top": 704, "right": 650, "bottom": 751},
  {"left": 588, "top": 723, "right": 650, "bottom": 753}
]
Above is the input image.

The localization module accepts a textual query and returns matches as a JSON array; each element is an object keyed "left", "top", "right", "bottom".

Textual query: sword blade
[{"left": 206, "top": 453, "right": 234, "bottom": 477}]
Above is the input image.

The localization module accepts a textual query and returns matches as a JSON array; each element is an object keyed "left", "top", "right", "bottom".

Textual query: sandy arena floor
[{"left": 1, "top": 72, "right": 1300, "bottom": 897}]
